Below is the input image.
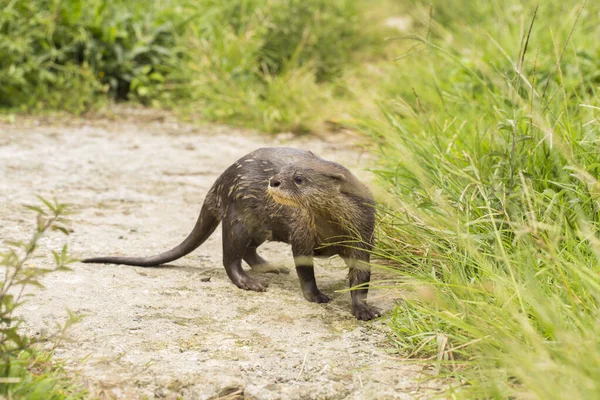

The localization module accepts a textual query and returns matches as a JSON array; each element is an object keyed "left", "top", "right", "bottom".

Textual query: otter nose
[{"left": 269, "top": 178, "right": 281, "bottom": 188}]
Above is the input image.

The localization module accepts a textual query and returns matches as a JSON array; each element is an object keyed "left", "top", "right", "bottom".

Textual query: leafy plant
[
  {"left": 0, "top": 0, "right": 183, "bottom": 110},
  {"left": 0, "top": 197, "right": 84, "bottom": 398}
]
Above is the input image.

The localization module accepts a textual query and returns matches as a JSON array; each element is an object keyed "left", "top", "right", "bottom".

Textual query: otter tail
[{"left": 82, "top": 195, "right": 221, "bottom": 267}]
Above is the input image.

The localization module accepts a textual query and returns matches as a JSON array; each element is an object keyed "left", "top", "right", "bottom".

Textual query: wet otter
[{"left": 83, "top": 147, "right": 379, "bottom": 320}]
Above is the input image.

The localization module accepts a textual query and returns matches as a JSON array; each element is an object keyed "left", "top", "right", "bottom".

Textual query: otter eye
[{"left": 294, "top": 176, "right": 303, "bottom": 185}]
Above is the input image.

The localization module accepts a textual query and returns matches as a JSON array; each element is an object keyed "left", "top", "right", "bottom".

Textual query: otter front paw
[{"left": 352, "top": 303, "right": 381, "bottom": 321}]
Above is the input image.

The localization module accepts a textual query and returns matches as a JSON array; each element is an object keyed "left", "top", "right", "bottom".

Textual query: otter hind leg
[
  {"left": 244, "top": 244, "right": 290, "bottom": 274},
  {"left": 222, "top": 214, "right": 267, "bottom": 292}
]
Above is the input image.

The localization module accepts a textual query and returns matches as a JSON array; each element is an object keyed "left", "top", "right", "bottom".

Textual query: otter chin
[
  {"left": 267, "top": 180, "right": 304, "bottom": 208},
  {"left": 82, "top": 147, "right": 380, "bottom": 321},
  {"left": 267, "top": 187, "right": 301, "bottom": 208}
]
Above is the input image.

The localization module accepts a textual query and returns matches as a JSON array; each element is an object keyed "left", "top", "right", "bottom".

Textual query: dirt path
[{"left": 0, "top": 109, "right": 428, "bottom": 399}]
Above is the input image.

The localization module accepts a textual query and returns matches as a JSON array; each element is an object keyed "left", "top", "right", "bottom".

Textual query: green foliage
[
  {"left": 174, "top": 0, "right": 386, "bottom": 132},
  {"left": 0, "top": 0, "right": 389, "bottom": 131},
  {"left": 0, "top": 197, "right": 84, "bottom": 398},
  {"left": 0, "top": 0, "right": 182, "bottom": 111},
  {"left": 367, "top": 1, "right": 600, "bottom": 398},
  {"left": 257, "top": 0, "right": 363, "bottom": 82}
]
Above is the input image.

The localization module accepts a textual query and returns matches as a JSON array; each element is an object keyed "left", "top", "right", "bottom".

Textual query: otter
[{"left": 82, "top": 147, "right": 379, "bottom": 320}]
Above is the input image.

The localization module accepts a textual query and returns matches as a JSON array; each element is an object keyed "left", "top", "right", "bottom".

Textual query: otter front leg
[
  {"left": 344, "top": 253, "right": 380, "bottom": 321},
  {"left": 292, "top": 246, "right": 330, "bottom": 304},
  {"left": 222, "top": 212, "right": 266, "bottom": 292}
]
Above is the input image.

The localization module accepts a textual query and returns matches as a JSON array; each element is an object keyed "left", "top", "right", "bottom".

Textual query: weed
[{"left": 0, "top": 197, "right": 85, "bottom": 398}]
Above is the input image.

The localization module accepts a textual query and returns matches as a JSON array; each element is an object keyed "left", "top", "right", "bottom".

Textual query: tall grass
[{"left": 366, "top": 1, "right": 600, "bottom": 397}]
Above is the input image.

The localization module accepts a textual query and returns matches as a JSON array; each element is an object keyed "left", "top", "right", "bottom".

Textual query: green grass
[{"left": 363, "top": 1, "right": 600, "bottom": 398}]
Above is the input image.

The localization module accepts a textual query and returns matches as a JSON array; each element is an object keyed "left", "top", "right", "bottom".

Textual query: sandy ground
[{"left": 0, "top": 108, "right": 433, "bottom": 399}]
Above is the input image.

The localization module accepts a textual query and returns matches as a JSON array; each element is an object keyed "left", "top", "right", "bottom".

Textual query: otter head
[{"left": 267, "top": 161, "right": 372, "bottom": 213}]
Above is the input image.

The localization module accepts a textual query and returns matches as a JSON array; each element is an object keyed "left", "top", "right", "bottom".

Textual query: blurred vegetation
[
  {"left": 0, "top": 0, "right": 394, "bottom": 132},
  {"left": 1, "top": 198, "right": 85, "bottom": 398}
]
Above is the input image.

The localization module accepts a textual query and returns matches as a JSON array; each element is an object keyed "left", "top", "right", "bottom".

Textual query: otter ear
[{"left": 326, "top": 172, "right": 346, "bottom": 181}]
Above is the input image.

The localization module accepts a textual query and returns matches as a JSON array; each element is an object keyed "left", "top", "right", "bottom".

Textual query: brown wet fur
[{"left": 83, "top": 147, "right": 379, "bottom": 320}]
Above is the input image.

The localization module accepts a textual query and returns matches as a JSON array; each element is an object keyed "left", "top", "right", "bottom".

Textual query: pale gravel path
[{"left": 0, "top": 109, "right": 430, "bottom": 399}]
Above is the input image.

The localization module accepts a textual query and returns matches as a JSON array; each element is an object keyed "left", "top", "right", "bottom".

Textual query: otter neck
[{"left": 306, "top": 195, "right": 367, "bottom": 236}]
